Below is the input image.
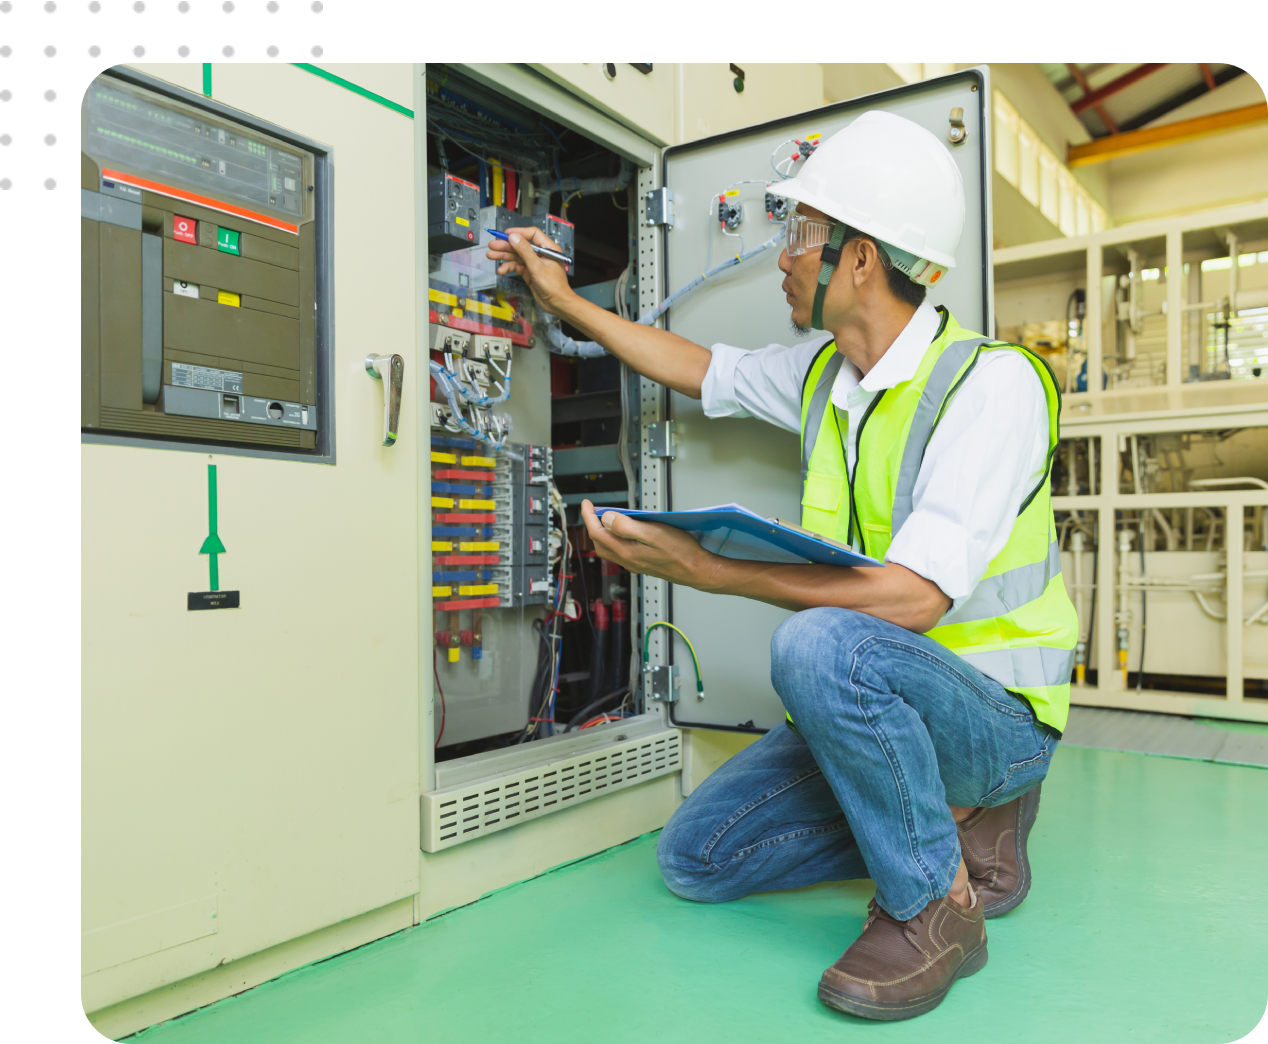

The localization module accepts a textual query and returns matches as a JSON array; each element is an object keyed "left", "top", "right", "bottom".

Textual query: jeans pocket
[{"left": 980, "top": 736, "right": 1056, "bottom": 808}]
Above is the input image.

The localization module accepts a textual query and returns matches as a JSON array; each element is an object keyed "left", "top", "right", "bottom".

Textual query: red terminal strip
[
  {"left": 437, "top": 597, "right": 501, "bottom": 611},
  {"left": 429, "top": 309, "right": 535, "bottom": 349},
  {"left": 435, "top": 513, "right": 497, "bottom": 524},
  {"left": 435, "top": 554, "right": 501, "bottom": 565},
  {"left": 434, "top": 469, "right": 500, "bottom": 482}
]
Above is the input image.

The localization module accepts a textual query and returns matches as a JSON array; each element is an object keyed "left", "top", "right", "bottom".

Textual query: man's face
[{"left": 778, "top": 203, "right": 839, "bottom": 335}]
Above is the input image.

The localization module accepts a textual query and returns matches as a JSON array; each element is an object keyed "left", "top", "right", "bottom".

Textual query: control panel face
[
  {"left": 428, "top": 173, "right": 480, "bottom": 254},
  {"left": 81, "top": 72, "right": 325, "bottom": 455},
  {"left": 84, "top": 77, "right": 310, "bottom": 224}
]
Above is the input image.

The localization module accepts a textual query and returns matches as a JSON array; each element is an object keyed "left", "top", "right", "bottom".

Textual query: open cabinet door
[{"left": 660, "top": 67, "right": 992, "bottom": 731}]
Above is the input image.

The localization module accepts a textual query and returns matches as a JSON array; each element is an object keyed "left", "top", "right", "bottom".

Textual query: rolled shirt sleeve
[
  {"left": 700, "top": 335, "right": 833, "bottom": 435},
  {"left": 885, "top": 351, "right": 1051, "bottom": 605}
]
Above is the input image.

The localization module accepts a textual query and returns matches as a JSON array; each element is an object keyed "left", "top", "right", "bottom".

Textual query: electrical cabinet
[
  {"left": 81, "top": 70, "right": 333, "bottom": 459},
  {"left": 656, "top": 69, "right": 993, "bottom": 731}
]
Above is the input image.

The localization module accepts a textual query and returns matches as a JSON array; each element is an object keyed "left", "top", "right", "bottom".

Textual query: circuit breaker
[
  {"left": 428, "top": 172, "right": 481, "bottom": 254},
  {"left": 81, "top": 71, "right": 327, "bottom": 455}
]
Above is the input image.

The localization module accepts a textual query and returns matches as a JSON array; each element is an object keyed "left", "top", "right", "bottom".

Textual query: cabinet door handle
[{"left": 365, "top": 353, "right": 404, "bottom": 446}]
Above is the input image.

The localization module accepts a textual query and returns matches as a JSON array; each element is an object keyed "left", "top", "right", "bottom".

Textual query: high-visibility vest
[{"left": 797, "top": 307, "right": 1077, "bottom": 733}]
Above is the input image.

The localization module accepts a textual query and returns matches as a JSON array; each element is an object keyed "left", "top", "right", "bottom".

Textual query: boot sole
[
  {"left": 817, "top": 943, "right": 989, "bottom": 1021},
  {"left": 983, "top": 782, "right": 1042, "bottom": 919}
]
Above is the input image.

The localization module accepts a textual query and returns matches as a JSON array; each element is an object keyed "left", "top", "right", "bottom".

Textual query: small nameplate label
[{"left": 188, "top": 590, "right": 240, "bottom": 611}]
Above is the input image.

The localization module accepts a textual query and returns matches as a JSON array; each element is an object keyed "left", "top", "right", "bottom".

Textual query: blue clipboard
[{"left": 593, "top": 503, "right": 881, "bottom": 568}]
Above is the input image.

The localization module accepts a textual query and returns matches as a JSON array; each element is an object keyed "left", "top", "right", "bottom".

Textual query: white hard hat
[{"left": 775, "top": 110, "right": 965, "bottom": 271}]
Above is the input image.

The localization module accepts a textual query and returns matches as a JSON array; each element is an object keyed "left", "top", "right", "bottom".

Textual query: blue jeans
[{"left": 657, "top": 607, "right": 1058, "bottom": 921}]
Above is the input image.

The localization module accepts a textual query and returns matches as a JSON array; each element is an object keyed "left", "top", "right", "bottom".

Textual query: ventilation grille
[{"left": 422, "top": 728, "right": 681, "bottom": 852}]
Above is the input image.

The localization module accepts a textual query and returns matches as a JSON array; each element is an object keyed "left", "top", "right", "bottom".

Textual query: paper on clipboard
[{"left": 593, "top": 503, "right": 882, "bottom": 568}]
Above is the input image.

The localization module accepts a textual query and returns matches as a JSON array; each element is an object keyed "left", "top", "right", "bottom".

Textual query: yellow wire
[{"left": 643, "top": 621, "right": 704, "bottom": 697}]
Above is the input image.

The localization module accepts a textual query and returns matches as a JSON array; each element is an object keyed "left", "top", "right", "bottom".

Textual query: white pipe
[
  {"left": 1072, "top": 531, "right": 1087, "bottom": 684},
  {"left": 1189, "top": 477, "right": 1268, "bottom": 490},
  {"left": 1151, "top": 508, "right": 1177, "bottom": 551}
]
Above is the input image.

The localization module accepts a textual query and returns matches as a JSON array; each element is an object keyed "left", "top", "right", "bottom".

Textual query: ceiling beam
[
  {"left": 1071, "top": 63, "right": 1169, "bottom": 115},
  {"left": 1066, "top": 62, "right": 1119, "bottom": 134},
  {"left": 1067, "top": 102, "right": 1268, "bottom": 166},
  {"left": 1119, "top": 66, "right": 1244, "bottom": 132},
  {"left": 1200, "top": 63, "right": 1217, "bottom": 91}
]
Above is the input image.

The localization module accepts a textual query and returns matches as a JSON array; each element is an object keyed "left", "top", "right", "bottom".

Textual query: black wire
[
  {"left": 574, "top": 541, "right": 596, "bottom": 637},
  {"left": 1137, "top": 536, "right": 1147, "bottom": 691},
  {"left": 562, "top": 686, "right": 631, "bottom": 733},
  {"left": 516, "top": 618, "right": 555, "bottom": 744},
  {"left": 1086, "top": 546, "right": 1098, "bottom": 680}
]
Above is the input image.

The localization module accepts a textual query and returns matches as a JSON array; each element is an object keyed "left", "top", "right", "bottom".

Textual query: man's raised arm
[{"left": 488, "top": 226, "right": 712, "bottom": 400}]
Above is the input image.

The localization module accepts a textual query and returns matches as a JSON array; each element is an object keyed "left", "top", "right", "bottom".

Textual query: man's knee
[
  {"left": 655, "top": 801, "right": 745, "bottom": 903},
  {"left": 771, "top": 608, "right": 869, "bottom": 709}
]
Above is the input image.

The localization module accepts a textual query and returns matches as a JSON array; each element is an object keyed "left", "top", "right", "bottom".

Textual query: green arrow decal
[{"left": 198, "top": 464, "right": 225, "bottom": 591}]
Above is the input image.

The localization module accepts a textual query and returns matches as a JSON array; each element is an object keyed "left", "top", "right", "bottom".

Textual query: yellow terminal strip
[
  {"left": 431, "top": 541, "right": 453, "bottom": 552},
  {"left": 430, "top": 451, "right": 457, "bottom": 464},
  {"left": 431, "top": 496, "right": 454, "bottom": 509},
  {"left": 459, "top": 541, "right": 499, "bottom": 552},
  {"left": 461, "top": 455, "right": 497, "bottom": 467},
  {"left": 458, "top": 584, "right": 498, "bottom": 596},
  {"left": 432, "top": 585, "right": 452, "bottom": 597},
  {"left": 458, "top": 499, "right": 496, "bottom": 510}
]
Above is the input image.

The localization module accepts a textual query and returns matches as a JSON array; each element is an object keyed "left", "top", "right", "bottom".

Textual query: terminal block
[
  {"left": 718, "top": 190, "right": 743, "bottom": 230},
  {"left": 483, "top": 443, "right": 554, "bottom": 608},
  {"left": 429, "top": 323, "right": 472, "bottom": 357}
]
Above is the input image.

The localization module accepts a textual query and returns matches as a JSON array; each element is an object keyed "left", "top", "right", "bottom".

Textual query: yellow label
[
  {"left": 452, "top": 307, "right": 463, "bottom": 319},
  {"left": 459, "top": 499, "right": 496, "bottom": 510},
  {"left": 431, "top": 541, "right": 453, "bottom": 552},
  {"left": 428, "top": 288, "right": 459, "bottom": 307},
  {"left": 725, "top": 189, "right": 740, "bottom": 198},
  {"left": 461, "top": 455, "right": 496, "bottom": 467},
  {"left": 459, "top": 584, "right": 498, "bottom": 596},
  {"left": 432, "top": 585, "right": 452, "bottom": 597},
  {"left": 459, "top": 541, "right": 499, "bottom": 552},
  {"left": 455, "top": 216, "right": 470, "bottom": 227},
  {"left": 431, "top": 496, "right": 454, "bottom": 509},
  {"left": 806, "top": 132, "right": 821, "bottom": 142},
  {"left": 217, "top": 290, "right": 241, "bottom": 307},
  {"left": 430, "top": 451, "right": 457, "bottom": 464},
  {"left": 462, "top": 297, "right": 515, "bottom": 321},
  {"left": 447, "top": 647, "right": 460, "bottom": 663}
]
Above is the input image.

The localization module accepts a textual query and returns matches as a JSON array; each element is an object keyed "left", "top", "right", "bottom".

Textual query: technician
[{"left": 487, "top": 110, "right": 1077, "bottom": 1023}]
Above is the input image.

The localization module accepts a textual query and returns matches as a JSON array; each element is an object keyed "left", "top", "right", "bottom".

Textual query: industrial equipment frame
[
  {"left": 1058, "top": 404, "right": 1268, "bottom": 724},
  {"left": 996, "top": 197, "right": 1268, "bottom": 394}
]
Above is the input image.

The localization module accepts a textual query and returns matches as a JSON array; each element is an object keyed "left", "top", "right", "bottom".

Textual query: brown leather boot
[
  {"left": 817, "top": 886, "right": 988, "bottom": 1021},
  {"left": 957, "top": 782, "right": 1042, "bottom": 918}
]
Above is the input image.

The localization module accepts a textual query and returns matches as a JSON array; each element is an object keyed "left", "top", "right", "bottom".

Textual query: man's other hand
[{"left": 580, "top": 500, "right": 721, "bottom": 589}]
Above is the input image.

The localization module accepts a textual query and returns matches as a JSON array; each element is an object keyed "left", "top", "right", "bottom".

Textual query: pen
[{"left": 486, "top": 228, "right": 573, "bottom": 268}]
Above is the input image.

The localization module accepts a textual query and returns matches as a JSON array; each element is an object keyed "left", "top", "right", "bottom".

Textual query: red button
[{"left": 173, "top": 216, "right": 197, "bottom": 244}]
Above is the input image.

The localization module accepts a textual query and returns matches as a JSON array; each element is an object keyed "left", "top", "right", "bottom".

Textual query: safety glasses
[{"left": 785, "top": 210, "right": 835, "bottom": 257}]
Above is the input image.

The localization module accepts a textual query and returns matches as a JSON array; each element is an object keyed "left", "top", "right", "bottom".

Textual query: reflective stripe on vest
[
  {"left": 889, "top": 336, "right": 989, "bottom": 534},
  {"left": 795, "top": 309, "right": 1076, "bottom": 734}
]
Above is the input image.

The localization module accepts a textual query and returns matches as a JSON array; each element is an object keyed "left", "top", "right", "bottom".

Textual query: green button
[{"left": 217, "top": 227, "right": 240, "bottom": 255}]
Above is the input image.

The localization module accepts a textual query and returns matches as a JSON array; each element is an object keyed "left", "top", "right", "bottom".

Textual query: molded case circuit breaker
[
  {"left": 81, "top": 72, "right": 323, "bottom": 453},
  {"left": 428, "top": 172, "right": 481, "bottom": 254}
]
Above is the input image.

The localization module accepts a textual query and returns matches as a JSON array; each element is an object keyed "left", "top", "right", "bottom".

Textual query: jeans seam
[
  {"left": 981, "top": 744, "right": 1054, "bottom": 804},
  {"left": 727, "top": 819, "right": 850, "bottom": 863},
  {"left": 699, "top": 767, "right": 826, "bottom": 865},
  {"left": 847, "top": 637, "right": 944, "bottom": 907}
]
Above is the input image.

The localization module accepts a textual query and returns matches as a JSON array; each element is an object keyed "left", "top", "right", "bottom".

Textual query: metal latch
[
  {"left": 365, "top": 353, "right": 404, "bottom": 446},
  {"left": 645, "top": 420, "right": 676, "bottom": 459},
  {"left": 948, "top": 107, "right": 967, "bottom": 146},
  {"left": 645, "top": 187, "right": 674, "bottom": 229},
  {"left": 644, "top": 663, "right": 679, "bottom": 703}
]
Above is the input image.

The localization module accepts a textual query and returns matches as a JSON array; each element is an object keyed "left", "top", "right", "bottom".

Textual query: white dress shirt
[{"left": 699, "top": 301, "right": 1051, "bottom": 609}]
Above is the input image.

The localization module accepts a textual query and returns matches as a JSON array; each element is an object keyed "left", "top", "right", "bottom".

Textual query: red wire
[{"left": 433, "top": 650, "right": 446, "bottom": 749}]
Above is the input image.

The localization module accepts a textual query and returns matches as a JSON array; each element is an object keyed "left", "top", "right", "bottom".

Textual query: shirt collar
[{"left": 829, "top": 301, "right": 943, "bottom": 408}]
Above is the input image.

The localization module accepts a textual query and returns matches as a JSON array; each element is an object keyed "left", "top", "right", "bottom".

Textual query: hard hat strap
[{"left": 811, "top": 221, "right": 849, "bottom": 330}]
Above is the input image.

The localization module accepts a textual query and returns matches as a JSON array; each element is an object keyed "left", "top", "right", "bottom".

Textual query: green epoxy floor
[{"left": 129, "top": 746, "right": 1268, "bottom": 1044}]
